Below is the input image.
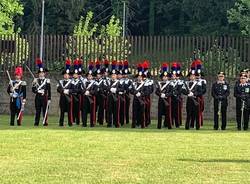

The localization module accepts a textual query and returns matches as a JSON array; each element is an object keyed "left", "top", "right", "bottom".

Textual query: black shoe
[
  {"left": 34, "top": 123, "right": 39, "bottom": 126},
  {"left": 214, "top": 128, "right": 218, "bottom": 130}
]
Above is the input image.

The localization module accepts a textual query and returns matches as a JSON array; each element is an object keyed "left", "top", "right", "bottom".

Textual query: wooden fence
[{"left": 0, "top": 35, "right": 249, "bottom": 76}]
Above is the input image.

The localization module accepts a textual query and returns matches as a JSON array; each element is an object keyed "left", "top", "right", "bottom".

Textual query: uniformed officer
[
  {"left": 131, "top": 63, "right": 149, "bottom": 128},
  {"left": 95, "top": 60, "right": 106, "bottom": 125},
  {"left": 122, "top": 60, "right": 132, "bottom": 125},
  {"left": 143, "top": 60, "right": 154, "bottom": 127},
  {"left": 211, "top": 72, "right": 230, "bottom": 130},
  {"left": 57, "top": 59, "right": 73, "bottom": 126},
  {"left": 7, "top": 67, "right": 26, "bottom": 126},
  {"left": 81, "top": 62, "right": 98, "bottom": 127},
  {"left": 170, "top": 62, "right": 183, "bottom": 128},
  {"left": 194, "top": 59, "right": 207, "bottom": 127},
  {"left": 101, "top": 58, "right": 111, "bottom": 124},
  {"left": 106, "top": 61, "right": 123, "bottom": 128},
  {"left": 155, "top": 63, "right": 172, "bottom": 129},
  {"left": 32, "top": 58, "right": 51, "bottom": 126},
  {"left": 182, "top": 68, "right": 203, "bottom": 130},
  {"left": 70, "top": 59, "right": 82, "bottom": 125},
  {"left": 117, "top": 61, "right": 126, "bottom": 126},
  {"left": 234, "top": 73, "right": 250, "bottom": 130}
]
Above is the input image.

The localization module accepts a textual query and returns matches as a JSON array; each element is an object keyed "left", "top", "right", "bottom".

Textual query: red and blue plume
[
  {"left": 104, "top": 59, "right": 109, "bottom": 67},
  {"left": 111, "top": 61, "right": 117, "bottom": 70},
  {"left": 190, "top": 61, "right": 196, "bottom": 74},
  {"left": 36, "top": 58, "right": 43, "bottom": 69},
  {"left": 177, "top": 63, "right": 181, "bottom": 70},
  {"left": 88, "top": 61, "right": 94, "bottom": 71},
  {"left": 143, "top": 60, "right": 150, "bottom": 69},
  {"left": 137, "top": 63, "right": 143, "bottom": 72},
  {"left": 171, "top": 62, "right": 178, "bottom": 70},
  {"left": 78, "top": 59, "right": 82, "bottom": 69},
  {"left": 118, "top": 61, "right": 123, "bottom": 70},
  {"left": 74, "top": 59, "right": 79, "bottom": 70},
  {"left": 171, "top": 62, "right": 178, "bottom": 74},
  {"left": 96, "top": 60, "right": 100, "bottom": 70},
  {"left": 65, "top": 59, "right": 71, "bottom": 72},
  {"left": 123, "top": 60, "right": 129, "bottom": 69},
  {"left": 161, "top": 63, "right": 168, "bottom": 72},
  {"left": 195, "top": 59, "right": 202, "bottom": 73}
]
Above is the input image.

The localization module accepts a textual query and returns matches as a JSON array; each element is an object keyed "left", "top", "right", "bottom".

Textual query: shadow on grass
[
  {"left": 178, "top": 158, "right": 250, "bottom": 163},
  {"left": 0, "top": 115, "right": 243, "bottom": 133},
  {"left": 0, "top": 123, "right": 243, "bottom": 134}
]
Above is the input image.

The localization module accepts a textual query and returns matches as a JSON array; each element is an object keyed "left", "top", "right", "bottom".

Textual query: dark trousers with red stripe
[
  {"left": 59, "top": 95, "right": 72, "bottom": 126},
  {"left": 157, "top": 97, "right": 172, "bottom": 129},
  {"left": 10, "top": 98, "right": 22, "bottom": 126},
  {"left": 185, "top": 97, "right": 200, "bottom": 130},
  {"left": 179, "top": 97, "right": 183, "bottom": 126},
  {"left": 82, "top": 96, "right": 96, "bottom": 127},
  {"left": 119, "top": 95, "right": 126, "bottom": 126},
  {"left": 34, "top": 95, "right": 48, "bottom": 126},
  {"left": 132, "top": 97, "right": 145, "bottom": 128},
  {"left": 72, "top": 95, "right": 80, "bottom": 125},
  {"left": 107, "top": 94, "right": 119, "bottom": 128},
  {"left": 171, "top": 96, "right": 180, "bottom": 128},
  {"left": 145, "top": 96, "right": 151, "bottom": 126},
  {"left": 96, "top": 94, "right": 105, "bottom": 125},
  {"left": 125, "top": 94, "right": 130, "bottom": 124}
]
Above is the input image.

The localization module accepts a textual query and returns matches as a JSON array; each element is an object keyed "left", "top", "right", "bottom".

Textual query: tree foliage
[
  {"left": 227, "top": 0, "right": 250, "bottom": 36},
  {"left": 0, "top": 0, "right": 23, "bottom": 34}
]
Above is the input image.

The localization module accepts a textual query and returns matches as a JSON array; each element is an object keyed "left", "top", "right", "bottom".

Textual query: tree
[
  {"left": 18, "top": 0, "right": 87, "bottom": 34},
  {"left": 71, "top": 11, "right": 130, "bottom": 62},
  {"left": 228, "top": 0, "right": 250, "bottom": 36},
  {"left": 0, "top": 0, "right": 23, "bottom": 34}
]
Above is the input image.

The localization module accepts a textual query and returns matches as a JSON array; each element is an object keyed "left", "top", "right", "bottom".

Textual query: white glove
[
  {"left": 22, "top": 99, "right": 26, "bottom": 104},
  {"left": 63, "top": 89, "right": 69, "bottom": 95},
  {"left": 136, "top": 92, "right": 141, "bottom": 97},
  {"left": 119, "top": 92, "right": 123, "bottom": 95},
  {"left": 48, "top": 100, "right": 51, "bottom": 104},
  {"left": 38, "top": 89, "right": 45, "bottom": 95},
  {"left": 160, "top": 93, "right": 166, "bottom": 98},
  {"left": 110, "top": 88, "right": 117, "bottom": 93},
  {"left": 12, "top": 92, "right": 18, "bottom": 98},
  {"left": 188, "top": 92, "right": 194, "bottom": 97},
  {"left": 85, "top": 90, "right": 90, "bottom": 96}
]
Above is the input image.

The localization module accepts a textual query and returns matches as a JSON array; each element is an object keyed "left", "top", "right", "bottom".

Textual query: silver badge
[{"left": 223, "top": 85, "right": 227, "bottom": 90}]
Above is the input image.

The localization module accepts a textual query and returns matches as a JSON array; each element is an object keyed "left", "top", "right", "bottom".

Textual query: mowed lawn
[{"left": 0, "top": 115, "right": 250, "bottom": 184}]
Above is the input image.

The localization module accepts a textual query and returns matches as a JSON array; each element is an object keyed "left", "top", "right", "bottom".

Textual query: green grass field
[{"left": 0, "top": 115, "right": 250, "bottom": 184}]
